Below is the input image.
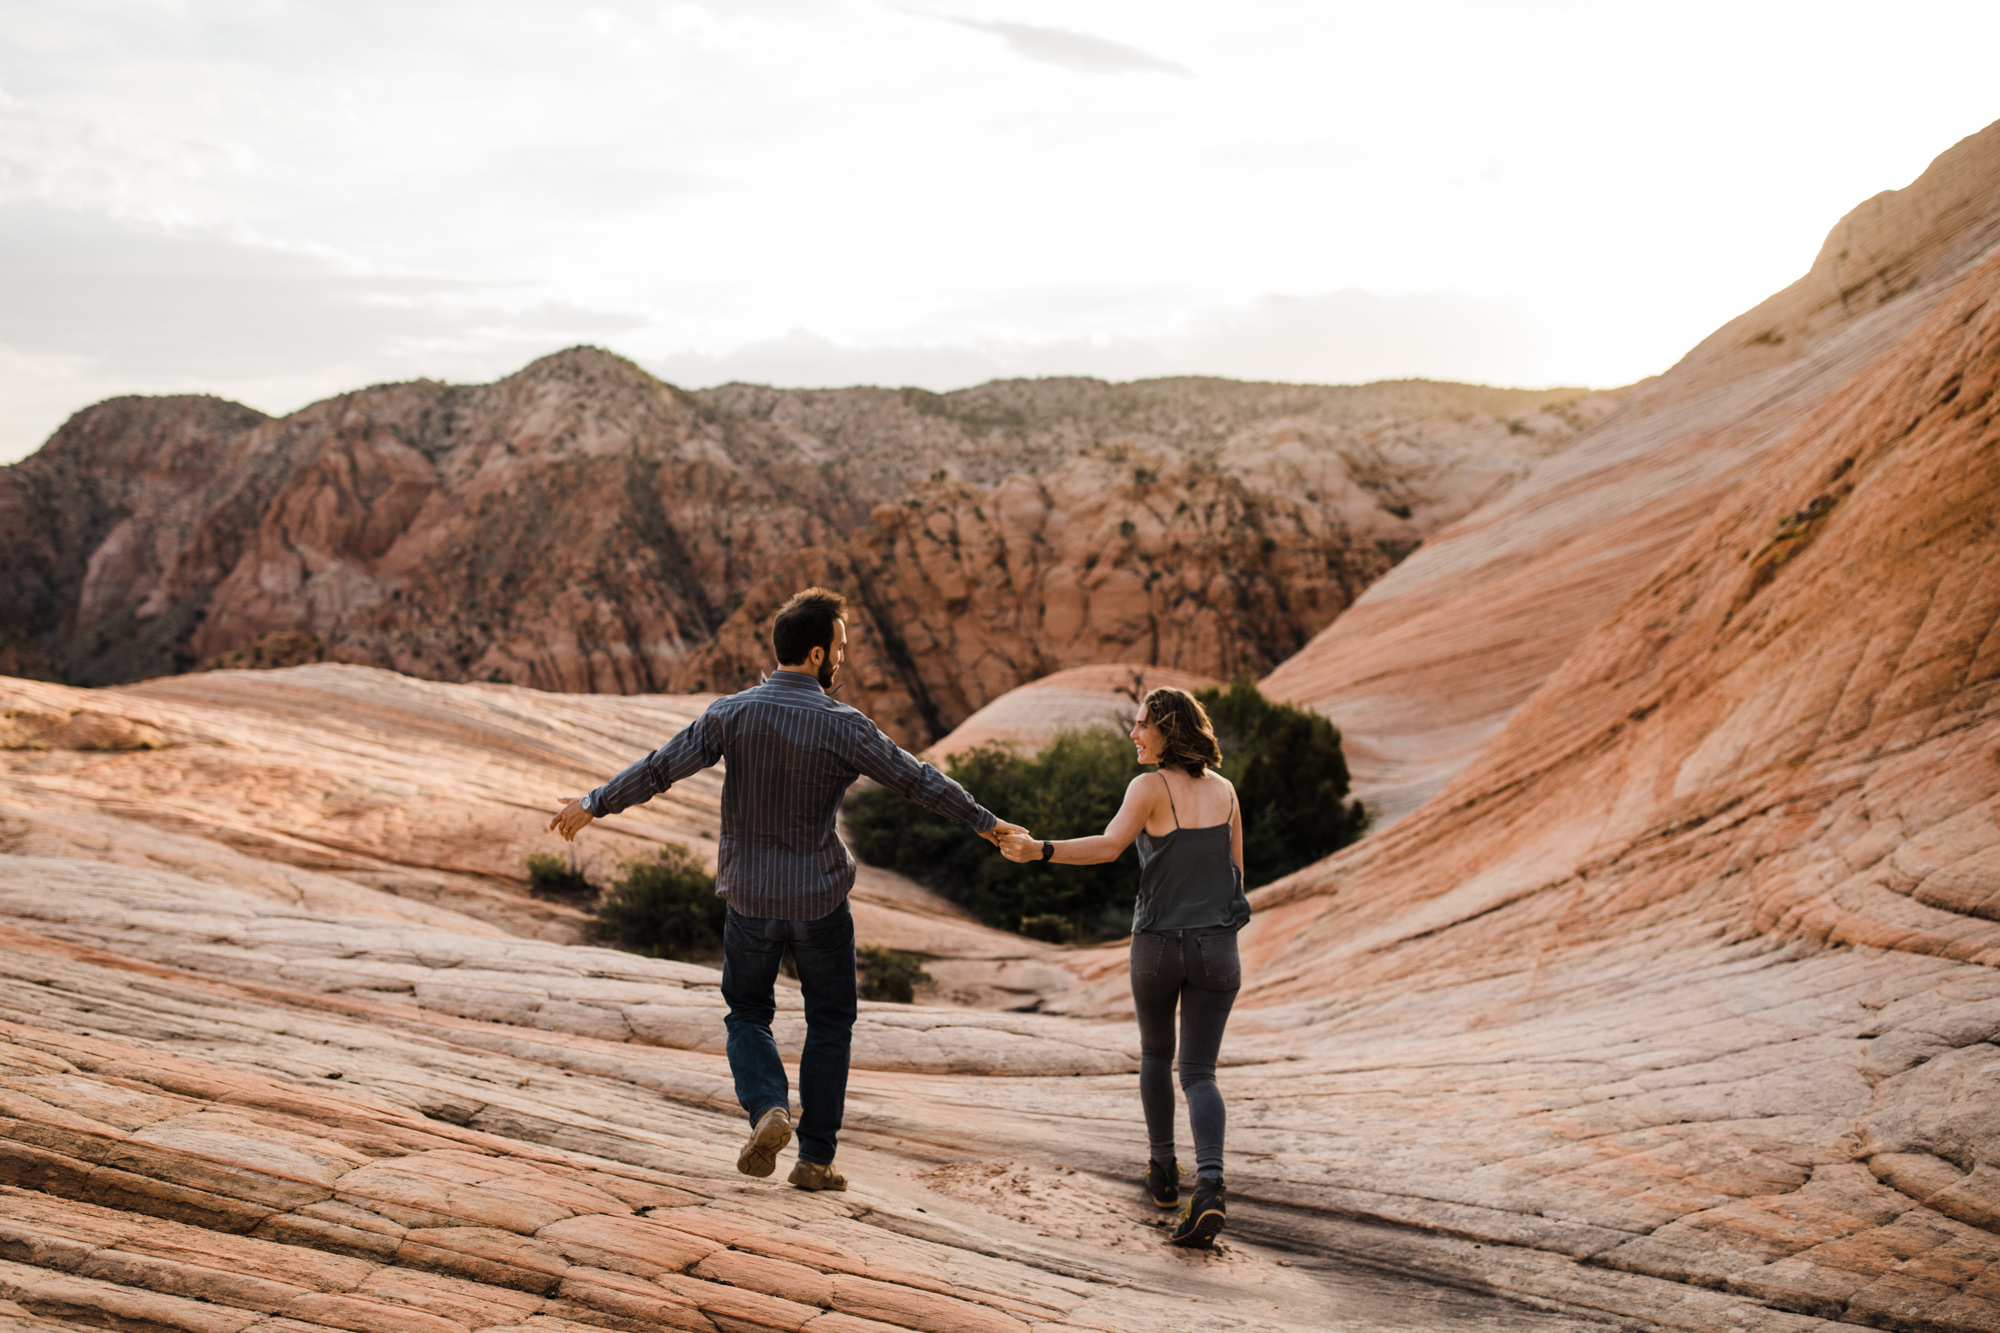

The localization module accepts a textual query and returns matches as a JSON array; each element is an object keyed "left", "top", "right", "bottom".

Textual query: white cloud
[
  {"left": 0, "top": 201, "right": 639, "bottom": 455},
  {"left": 943, "top": 18, "right": 1191, "bottom": 76},
  {"left": 4, "top": 1, "right": 2000, "bottom": 459}
]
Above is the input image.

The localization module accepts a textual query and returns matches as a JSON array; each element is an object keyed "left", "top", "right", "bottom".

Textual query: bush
[
  {"left": 846, "top": 680, "right": 1366, "bottom": 938},
  {"left": 589, "top": 843, "right": 725, "bottom": 961},
  {"left": 524, "top": 852, "right": 600, "bottom": 904},
  {"left": 1018, "top": 913, "right": 1078, "bottom": 945},
  {"left": 857, "top": 946, "right": 931, "bottom": 1003},
  {"left": 847, "top": 728, "right": 1137, "bottom": 939}
]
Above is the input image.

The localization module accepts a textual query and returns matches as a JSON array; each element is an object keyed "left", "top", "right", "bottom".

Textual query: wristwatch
[{"left": 1041, "top": 840, "right": 1055, "bottom": 862}]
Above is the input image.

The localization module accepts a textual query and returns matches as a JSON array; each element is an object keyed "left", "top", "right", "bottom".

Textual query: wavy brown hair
[{"left": 1142, "top": 686, "right": 1223, "bottom": 777}]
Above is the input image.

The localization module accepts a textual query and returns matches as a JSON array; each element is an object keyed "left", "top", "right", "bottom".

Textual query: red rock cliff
[{"left": 2, "top": 360, "right": 1613, "bottom": 745}]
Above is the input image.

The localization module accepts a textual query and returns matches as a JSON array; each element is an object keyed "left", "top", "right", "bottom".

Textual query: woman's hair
[{"left": 1142, "top": 687, "right": 1222, "bottom": 777}]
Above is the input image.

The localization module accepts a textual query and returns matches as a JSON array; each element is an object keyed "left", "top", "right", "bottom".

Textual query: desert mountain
[{"left": 0, "top": 364, "right": 1615, "bottom": 745}]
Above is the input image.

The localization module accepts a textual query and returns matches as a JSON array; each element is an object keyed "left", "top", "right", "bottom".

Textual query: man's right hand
[
  {"left": 549, "top": 797, "right": 594, "bottom": 842},
  {"left": 979, "top": 819, "right": 1026, "bottom": 847}
]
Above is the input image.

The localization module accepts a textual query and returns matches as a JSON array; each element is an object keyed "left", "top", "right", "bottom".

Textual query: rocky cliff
[{"left": 0, "top": 363, "right": 1614, "bottom": 745}]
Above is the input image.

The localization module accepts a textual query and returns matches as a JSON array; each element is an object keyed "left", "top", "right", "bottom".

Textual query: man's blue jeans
[{"left": 719, "top": 899, "right": 857, "bottom": 1165}]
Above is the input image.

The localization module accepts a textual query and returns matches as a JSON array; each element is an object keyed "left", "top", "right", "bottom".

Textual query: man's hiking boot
[
  {"left": 787, "top": 1158, "right": 847, "bottom": 1192},
  {"left": 1167, "top": 1176, "right": 1225, "bottom": 1248},
  {"left": 1145, "top": 1158, "right": 1180, "bottom": 1208},
  {"left": 736, "top": 1107, "right": 792, "bottom": 1178}
]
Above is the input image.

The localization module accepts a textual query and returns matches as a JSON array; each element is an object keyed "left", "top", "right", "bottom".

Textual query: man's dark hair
[{"left": 772, "top": 587, "right": 848, "bottom": 665}]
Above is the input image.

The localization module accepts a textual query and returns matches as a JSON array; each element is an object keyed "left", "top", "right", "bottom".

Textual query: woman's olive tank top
[{"left": 1132, "top": 772, "right": 1251, "bottom": 933}]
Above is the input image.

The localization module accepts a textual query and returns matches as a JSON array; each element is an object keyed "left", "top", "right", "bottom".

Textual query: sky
[{"left": 2, "top": 1, "right": 1998, "bottom": 462}]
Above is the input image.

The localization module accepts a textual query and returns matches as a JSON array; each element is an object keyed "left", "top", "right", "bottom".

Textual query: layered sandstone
[
  {"left": 0, "top": 664, "right": 1075, "bottom": 1009},
  {"left": 0, "top": 656, "right": 1845, "bottom": 1332},
  {"left": 1181, "top": 176, "right": 2000, "bottom": 1330},
  {"left": 925, "top": 664, "right": 1220, "bottom": 762},
  {"left": 0, "top": 364, "right": 1614, "bottom": 747},
  {"left": 1265, "top": 117, "right": 2000, "bottom": 826}
]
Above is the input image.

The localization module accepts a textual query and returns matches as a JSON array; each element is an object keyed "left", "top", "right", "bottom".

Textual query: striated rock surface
[
  {"left": 925, "top": 664, "right": 1220, "bottom": 763},
  {"left": 0, "top": 663, "right": 1635, "bottom": 1331},
  {"left": 1200, "top": 195, "right": 2000, "bottom": 1330},
  {"left": 1265, "top": 117, "right": 2000, "bottom": 826},
  {"left": 0, "top": 664, "right": 1074, "bottom": 1008},
  {"left": 0, "top": 364, "right": 1614, "bottom": 746}
]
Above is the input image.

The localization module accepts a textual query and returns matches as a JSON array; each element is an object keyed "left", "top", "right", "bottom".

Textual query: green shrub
[
  {"left": 857, "top": 946, "right": 931, "bottom": 1003},
  {"left": 846, "top": 680, "right": 1366, "bottom": 938},
  {"left": 1018, "top": 913, "right": 1078, "bottom": 945},
  {"left": 589, "top": 843, "right": 725, "bottom": 961},
  {"left": 847, "top": 728, "right": 1137, "bottom": 939},
  {"left": 524, "top": 852, "right": 600, "bottom": 904}
]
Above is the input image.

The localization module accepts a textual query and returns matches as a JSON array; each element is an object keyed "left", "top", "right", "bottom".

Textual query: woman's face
[{"left": 1130, "top": 707, "right": 1163, "bottom": 766}]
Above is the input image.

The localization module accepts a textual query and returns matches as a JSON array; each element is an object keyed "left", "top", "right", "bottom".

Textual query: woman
[{"left": 1000, "top": 686, "right": 1250, "bottom": 1247}]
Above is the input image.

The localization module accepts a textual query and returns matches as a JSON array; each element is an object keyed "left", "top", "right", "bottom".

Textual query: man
[{"left": 549, "top": 587, "right": 1018, "bottom": 1191}]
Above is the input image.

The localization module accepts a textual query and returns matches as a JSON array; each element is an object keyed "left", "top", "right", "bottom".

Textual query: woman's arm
[
  {"left": 1228, "top": 781, "right": 1244, "bottom": 872},
  {"left": 999, "top": 774, "right": 1159, "bottom": 864}
]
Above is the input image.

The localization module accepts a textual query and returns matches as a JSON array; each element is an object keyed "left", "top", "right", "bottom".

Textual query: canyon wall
[{"left": 0, "top": 363, "right": 1615, "bottom": 745}]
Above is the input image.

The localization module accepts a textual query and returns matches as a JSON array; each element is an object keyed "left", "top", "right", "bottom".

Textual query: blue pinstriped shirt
[{"left": 582, "top": 671, "right": 997, "bottom": 920}]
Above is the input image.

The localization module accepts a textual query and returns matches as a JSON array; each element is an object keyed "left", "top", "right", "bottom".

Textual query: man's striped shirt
[{"left": 582, "top": 670, "right": 997, "bottom": 920}]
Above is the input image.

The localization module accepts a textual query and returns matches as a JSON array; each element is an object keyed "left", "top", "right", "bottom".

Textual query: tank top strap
[{"left": 1158, "top": 770, "right": 1180, "bottom": 829}]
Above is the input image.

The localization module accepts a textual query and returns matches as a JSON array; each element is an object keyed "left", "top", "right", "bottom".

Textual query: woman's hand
[{"left": 999, "top": 831, "right": 1043, "bottom": 863}]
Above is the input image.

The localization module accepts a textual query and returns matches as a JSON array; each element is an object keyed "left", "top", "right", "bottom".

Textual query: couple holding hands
[{"left": 551, "top": 587, "right": 1249, "bottom": 1248}]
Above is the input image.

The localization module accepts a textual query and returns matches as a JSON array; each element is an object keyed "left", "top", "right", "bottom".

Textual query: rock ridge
[{"left": 1, "top": 355, "right": 1616, "bottom": 745}]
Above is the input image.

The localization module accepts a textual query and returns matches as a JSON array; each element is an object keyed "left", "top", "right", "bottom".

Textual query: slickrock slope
[
  {"left": 0, "top": 665, "right": 1073, "bottom": 1007},
  {"left": 1202, "top": 205, "right": 2000, "bottom": 1329},
  {"left": 923, "top": 665, "right": 1220, "bottom": 762},
  {"left": 0, "top": 362, "right": 1614, "bottom": 747},
  {"left": 0, "top": 665, "right": 1637, "bottom": 1333},
  {"left": 1265, "top": 117, "right": 2000, "bottom": 826}
]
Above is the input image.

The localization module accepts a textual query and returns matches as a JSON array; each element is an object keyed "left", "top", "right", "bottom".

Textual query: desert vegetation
[{"left": 845, "top": 679, "right": 1365, "bottom": 938}]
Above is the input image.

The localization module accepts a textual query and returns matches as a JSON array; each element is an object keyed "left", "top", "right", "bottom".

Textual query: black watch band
[{"left": 1041, "top": 840, "right": 1055, "bottom": 862}]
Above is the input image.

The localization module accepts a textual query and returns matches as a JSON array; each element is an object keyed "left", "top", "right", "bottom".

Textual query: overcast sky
[{"left": 3, "top": 1, "right": 1997, "bottom": 461}]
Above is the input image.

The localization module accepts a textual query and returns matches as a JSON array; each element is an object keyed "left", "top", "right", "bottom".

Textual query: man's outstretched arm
[
  {"left": 846, "top": 720, "right": 1023, "bottom": 843},
  {"left": 549, "top": 712, "right": 723, "bottom": 841}
]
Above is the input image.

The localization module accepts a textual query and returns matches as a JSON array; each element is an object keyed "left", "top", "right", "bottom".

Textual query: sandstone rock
[
  {"left": 1264, "top": 117, "right": 2000, "bottom": 827},
  {"left": 924, "top": 664, "right": 1219, "bottom": 763},
  {"left": 1, "top": 356, "right": 1613, "bottom": 747},
  {"left": 13, "top": 124, "right": 2000, "bottom": 1333}
]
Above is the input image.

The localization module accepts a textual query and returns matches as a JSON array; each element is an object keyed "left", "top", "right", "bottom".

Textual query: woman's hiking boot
[
  {"left": 1167, "top": 1175, "right": 1225, "bottom": 1248},
  {"left": 1145, "top": 1159, "right": 1180, "bottom": 1208}
]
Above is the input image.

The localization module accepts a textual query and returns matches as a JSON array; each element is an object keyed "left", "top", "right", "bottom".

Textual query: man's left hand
[{"left": 549, "top": 798, "right": 595, "bottom": 842}]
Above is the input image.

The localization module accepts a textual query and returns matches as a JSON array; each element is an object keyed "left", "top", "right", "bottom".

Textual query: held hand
[
  {"left": 978, "top": 819, "right": 1027, "bottom": 847},
  {"left": 999, "top": 831, "right": 1043, "bottom": 863},
  {"left": 549, "top": 797, "right": 595, "bottom": 842}
]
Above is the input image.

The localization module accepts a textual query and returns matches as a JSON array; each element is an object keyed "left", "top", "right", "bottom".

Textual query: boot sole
[
  {"left": 1167, "top": 1207, "right": 1225, "bottom": 1248},
  {"left": 736, "top": 1115, "right": 792, "bottom": 1177}
]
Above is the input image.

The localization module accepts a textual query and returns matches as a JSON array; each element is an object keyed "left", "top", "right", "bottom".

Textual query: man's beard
[{"left": 817, "top": 658, "right": 839, "bottom": 691}]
